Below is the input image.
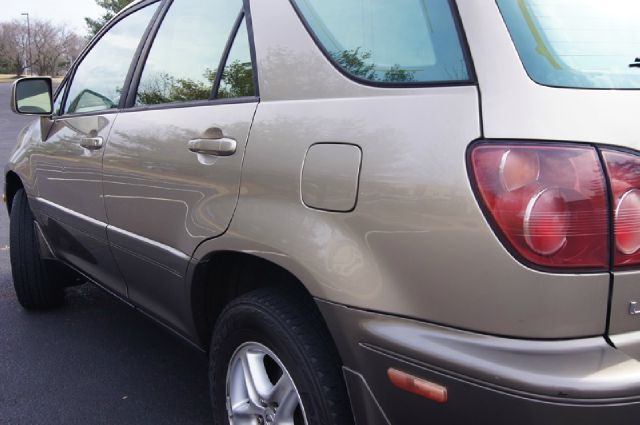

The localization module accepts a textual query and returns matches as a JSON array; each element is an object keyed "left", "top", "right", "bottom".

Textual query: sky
[{"left": 1, "top": 0, "right": 104, "bottom": 35}]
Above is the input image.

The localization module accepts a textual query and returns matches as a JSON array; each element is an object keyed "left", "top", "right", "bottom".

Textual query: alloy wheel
[{"left": 226, "top": 342, "right": 308, "bottom": 425}]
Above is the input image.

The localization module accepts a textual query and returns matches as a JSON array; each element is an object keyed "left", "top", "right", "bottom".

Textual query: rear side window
[
  {"left": 64, "top": 3, "right": 159, "bottom": 114},
  {"left": 217, "top": 19, "right": 256, "bottom": 99},
  {"left": 291, "top": 0, "right": 470, "bottom": 84},
  {"left": 135, "top": 0, "right": 248, "bottom": 105}
]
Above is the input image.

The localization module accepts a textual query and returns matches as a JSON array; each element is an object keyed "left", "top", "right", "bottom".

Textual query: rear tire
[
  {"left": 10, "top": 189, "right": 64, "bottom": 309},
  {"left": 209, "top": 288, "right": 354, "bottom": 425}
]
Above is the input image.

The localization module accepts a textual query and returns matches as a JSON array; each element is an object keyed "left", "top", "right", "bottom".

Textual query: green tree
[
  {"left": 218, "top": 61, "right": 255, "bottom": 99},
  {"left": 332, "top": 48, "right": 376, "bottom": 80},
  {"left": 331, "top": 48, "right": 415, "bottom": 83},
  {"left": 137, "top": 69, "right": 218, "bottom": 105},
  {"left": 85, "top": 0, "right": 135, "bottom": 38},
  {"left": 384, "top": 65, "right": 415, "bottom": 83},
  {"left": 137, "top": 63, "right": 255, "bottom": 105}
]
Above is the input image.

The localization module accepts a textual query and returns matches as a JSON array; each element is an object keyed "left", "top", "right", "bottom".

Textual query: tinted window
[
  {"left": 497, "top": 0, "right": 640, "bottom": 89},
  {"left": 65, "top": 4, "right": 158, "bottom": 114},
  {"left": 136, "top": 0, "right": 243, "bottom": 105},
  {"left": 53, "top": 81, "right": 67, "bottom": 116},
  {"left": 217, "top": 19, "right": 256, "bottom": 99},
  {"left": 292, "top": 0, "right": 469, "bottom": 84}
]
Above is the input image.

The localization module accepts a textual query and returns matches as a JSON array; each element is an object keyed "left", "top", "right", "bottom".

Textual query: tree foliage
[
  {"left": 137, "top": 69, "right": 216, "bottom": 105},
  {"left": 137, "top": 62, "right": 255, "bottom": 105},
  {"left": 85, "top": 0, "right": 136, "bottom": 38},
  {"left": 383, "top": 65, "right": 415, "bottom": 83},
  {"left": 0, "top": 23, "right": 26, "bottom": 75},
  {"left": 333, "top": 48, "right": 376, "bottom": 81},
  {"left": 0, "top": 20, "right": 83, "bottom": 76},
  {"left": 218, "top": 62, "right": 255, "bottom": 99},
  {"left": 331, "top": 48, "right": 415, "bottom": 83}
]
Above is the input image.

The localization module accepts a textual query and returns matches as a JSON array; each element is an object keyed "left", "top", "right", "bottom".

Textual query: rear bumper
[{"left": 317, "top": 300, "right": 640, "bottom": 424}]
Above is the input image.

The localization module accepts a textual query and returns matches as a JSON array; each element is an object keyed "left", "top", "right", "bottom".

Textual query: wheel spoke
[
  {"left": 231, "top": 399, "right": 264, "bottom": 417},
  {"left": 230, "top": 413, "right": 260, "bottom": 425},
  {"left": 230, "top": 399, "right": 264, "bottom": 424},
  {"left": 233, "top": 419, "right": 259, "bottom": 425},
  {"left": 275, "top": 385, "right": 300, "bottom": 423},
  {"left": 267, "top": 374, "right": 295, "bottom": 406},
  {"left": 240, "top": 349, "right": 273, "bottom": 405}
]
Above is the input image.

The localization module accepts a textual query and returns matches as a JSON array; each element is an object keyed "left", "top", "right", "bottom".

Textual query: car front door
[
  {"left": 102, "top": 0, "right": 258, "bottom": 330},
  {"left": 32, "top": 1, "right": 161, "bottom": 297}
]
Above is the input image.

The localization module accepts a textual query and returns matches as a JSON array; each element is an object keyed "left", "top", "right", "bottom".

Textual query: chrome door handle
[
  {"left": 188, "top": 137, "right": 237, "bottom": 157},
  {"left": 80, "top": 137, "right": 104, "bottom": 151}
]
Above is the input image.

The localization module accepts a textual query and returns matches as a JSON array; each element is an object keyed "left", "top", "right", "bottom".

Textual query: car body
[{"left": 7, "top": 0, "right": 640, "bottom": 423}]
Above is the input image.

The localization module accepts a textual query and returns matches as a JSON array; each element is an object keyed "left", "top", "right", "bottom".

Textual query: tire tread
[
  {"left": 10, "top": 189, "right": 63, "bottom": 309},
  {"left": 210, "top": 287, "right": 354, "bottom": 425}
]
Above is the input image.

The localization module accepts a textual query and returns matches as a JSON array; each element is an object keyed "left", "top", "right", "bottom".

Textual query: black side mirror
[{"left": 11, "top": 77, "right": 53, "bottom": 115}]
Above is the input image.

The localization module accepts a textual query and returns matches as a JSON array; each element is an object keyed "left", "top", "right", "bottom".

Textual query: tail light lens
[
  {"left": 602, "top": 150, "right": 640, "bottom": 267},
  {"left": 470, "top": 144, "right": 609, "bottom": 270}
]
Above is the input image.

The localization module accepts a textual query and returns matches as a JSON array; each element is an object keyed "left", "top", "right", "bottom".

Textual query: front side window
[
  {"left": 292, "top": 0, "right": 470, "bottom": 84},
  {"left": 497, "top": 0, "right": 640, "bottom": 89},
  {"left": 53, "top": 81, "right": 67, "bottom": 116},
  {"left": 135, "top": 0, "right": 245, "bottom": 106},
  {"left": 64, "top": 3, "right": 159, "bottom": 114}
]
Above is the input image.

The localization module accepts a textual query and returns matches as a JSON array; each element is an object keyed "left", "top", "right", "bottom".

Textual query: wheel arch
[
  {"left": 188, "top": 250, "right": 339, "bottom": 355},
  {"left": 5, "top": 171, "right": 24, "bottom": 214}
]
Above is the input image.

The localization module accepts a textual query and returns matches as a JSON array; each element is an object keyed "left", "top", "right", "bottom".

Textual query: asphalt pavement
[{"left": 0, "top": 83, "right": 213, "bottom": 424}]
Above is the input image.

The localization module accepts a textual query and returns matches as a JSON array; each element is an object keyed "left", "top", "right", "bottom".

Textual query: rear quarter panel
[{"left": 179, "top": 0, "right": 608, "bottom": 339}]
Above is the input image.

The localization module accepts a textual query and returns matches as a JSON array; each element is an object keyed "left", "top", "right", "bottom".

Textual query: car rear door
[
  {"left": 102, "top": 0, "right": 258, "bottom": 330},
  {"left": 31, "top": 2, "right": 161, "bottom": 297}
]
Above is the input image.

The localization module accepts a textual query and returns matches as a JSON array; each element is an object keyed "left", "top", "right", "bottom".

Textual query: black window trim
[
  {"left": 123, "top": 0, "right": 172, "bottom": 109},
  {"left": 56, "top": 0, "right": 164, "bottom": 119},
  {"left": 287, "top": 0, "right": 478, "bottom": 89},
  {"left": 243, "top": 0, "right": 261, "bottom": 98},
  {"left": 210, "top": 9, "right": 245, "bottom": 101},
  {"left": 123, "top": 0, "right": 261, "bottom": 112}
]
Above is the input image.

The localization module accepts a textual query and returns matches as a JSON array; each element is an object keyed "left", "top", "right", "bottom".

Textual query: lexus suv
[{"left": 7, "top": 0, "right": 640, "bottom": 423}]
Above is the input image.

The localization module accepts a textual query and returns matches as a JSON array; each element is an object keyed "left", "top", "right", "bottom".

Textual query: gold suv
[{"left": 8, "top": 0, "right": 640, "bottom": 423}]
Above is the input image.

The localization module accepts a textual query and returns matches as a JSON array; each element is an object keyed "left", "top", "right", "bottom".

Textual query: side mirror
[{"left": 11, "top": 77, "right": 53, "bottom": 116}]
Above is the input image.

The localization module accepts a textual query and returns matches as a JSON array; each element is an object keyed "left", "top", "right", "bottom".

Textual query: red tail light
[
  {"left": 602, "top": 150, "right": 640, "bottom": 268},
  {"left": 470, "top": 144, "right": 609, "bottom": 270}
]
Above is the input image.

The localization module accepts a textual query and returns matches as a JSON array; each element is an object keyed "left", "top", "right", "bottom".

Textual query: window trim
[
  {"left": 123, "top": 0, "right": 172, "bottom": 109},
  {"left": 56, "top": 0, "right": 164, "bottom": 119},
  {"left": 125, "top": 0, "right": 261, "bottom": 110},
  {"left": 287, "top": 0, "right": 477, "bottom": 88},
  {"left": 210, "top": 10, "right": 246, "bottom": 101},
  {"left": 243, "top": 0, "right": 261, "bottom": 98}
]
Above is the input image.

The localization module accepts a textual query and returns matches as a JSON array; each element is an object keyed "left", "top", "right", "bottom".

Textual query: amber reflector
[{"left": 387, "top": 368, "right": 448, "bottom": 403}]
